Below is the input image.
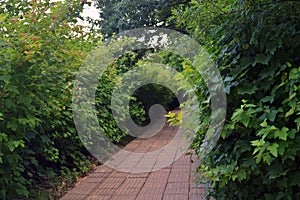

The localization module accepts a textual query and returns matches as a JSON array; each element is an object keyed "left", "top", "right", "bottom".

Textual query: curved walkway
[{"left": 61, "top": 124, "right": 210, "bottom": 200}]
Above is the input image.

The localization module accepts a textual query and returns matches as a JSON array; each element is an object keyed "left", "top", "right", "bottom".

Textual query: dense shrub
[
  {"left": 95, "top": 53, "right": 147, "bottom": 141},
  {"left": 172, "top": 0, "right": 300, "bottom": 199},
  {"left": 0, "top": 1, "right": 153, "bottom": 198},
  {"left": 0, "top": 1, "right": 97, "bottom": 198}
]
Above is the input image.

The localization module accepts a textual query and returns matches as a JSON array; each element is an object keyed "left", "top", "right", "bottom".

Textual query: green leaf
[
  {"left": 0, "top": 13, "right": 7, "bottom": 21},
  {"left": 277, "top": 142, "right": 286, "bottom": 156},
  {"left": 7, "top": 121, "right": 18, "bottom": 131},
  {"left": 289, "top": 67, "right": 299, "bottom": 80},
  {"left": 288, "top": 93, "right": 296, "bottom": 101},
  {"left": 261, "top": 95, "right": 275, "bottom": 103},
  {"left": 290, "top": 172, "right": 300, "bottom": 187},
  {"left": 7, "top": 142, "right": 15, "bottom": 152},
  {"left": 240, "top": 113, "right": 250, "bottom": 127},
  {"left": 260, "top": 119, "right": 267, "bottom": 127},
  {"left": 274, "top": 127, "right": 289, "bottom": 141},
  {"left": 239, "top": 55, "right": 254, "bottom": 68},
  {"left": 268, "top": 110, "right": 278, "bottom": 122},
  {"left": 265, "top": 43, "right": 277, "bottom": 55},
  {"left": 254, "top": 54, "right": 271, "bottom": 65},
  {"left": 238, "top": 85, "right": 258, "bottom": 95},
  {"left": 285, "top": 108, "right": 295, "bottom": 117},
  {"left": 0, "top": 133, "right": 8, "bottom": 143},
  {"left": 0, "top": 75, "right": 10, "bottom": 83},
  {"left": 295, "top": 118, "right": 300, "bottom": 131},
  {"left": 263, "top": 153, "right": 272, "bottom": 165},
  {"left": 267, "top": 143, "right": 279, "bottom": 157},
  {"left": 176, "top": 111, "right": 182, "bottom": 121},
  {"left": 7, "top": 86, "right": 19, "bottom": 94},
  {"left": 7, "top": 140, "right": 25, "bottom": 152},
  {"left": 288, "top": 129, "right": 297, "bottom": 139},
  {"left": 237, "top": 171, "right": 247, "bottom": 181}
]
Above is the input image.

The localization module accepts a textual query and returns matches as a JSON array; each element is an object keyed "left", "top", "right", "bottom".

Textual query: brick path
[{"left": 61, "top": 124, "right": 210, "bottom": 200}]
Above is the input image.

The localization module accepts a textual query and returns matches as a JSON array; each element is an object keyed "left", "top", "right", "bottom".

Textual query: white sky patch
[
  {"left": 49, "top": 0, "right": 100, "bottom": 27},
  {"left": 77, "top": 1, "right": 100, "bottom": 27}
]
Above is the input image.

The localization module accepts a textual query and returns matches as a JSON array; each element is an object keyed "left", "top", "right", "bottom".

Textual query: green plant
[
  {"left": 0, "top": 1, "right": 95, "bottom": 198},
  {"left": 94, "top": 0, "right": 189, "bottom": 37},
  {"left": 172, "top": 0, "right": 300, "bottom": 199}
]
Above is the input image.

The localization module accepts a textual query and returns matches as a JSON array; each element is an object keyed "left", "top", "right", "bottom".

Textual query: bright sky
[
  {"left": 48, "top": 0, "right": 100, "bottom": 27},
  {"left": 77, "top": 1, "right": 101, "bottom": 27}
]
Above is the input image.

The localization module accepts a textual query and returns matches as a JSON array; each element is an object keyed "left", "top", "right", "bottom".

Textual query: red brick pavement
[{"left": 61, "top": 124, "right": 211, "bottom": 200}]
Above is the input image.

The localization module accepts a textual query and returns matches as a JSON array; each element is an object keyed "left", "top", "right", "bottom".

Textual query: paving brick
[
  {"left": 110, "top": 195, "right": 137, "bottom": 200},
  {"left": 173, "top": 156, "right": 191, "bottom": 166},
  {"left": 84, "top": 177, "right": 106, "bottom": 183},
  {"left": 128, "top": 140, "right": 143, "bottom": 146},
  {"left": 160, "top": 165, "right": 172, "bottom": 169},
  {"left": 85, "top": 195, "right": 111, "bottom": 200},
  {"left": 127, "top": 172, "right": 149, "bottom": 178},
  {"left": 190, "top": 187, "right": 207, "bottom": 195},
  {"left": 137, "top": 187, "right": 165, "bottom": 200},
  {"left": 163, "top": 194, "right": 187, "bottom": 200},
  {"left": 133, "top": 146, "right": 151, "bottom": 153},
  {"left": 153, "top": 163, "right": 173, "bottom": 170},
  {"left": 165, "top": 182, "right": 189, "bottom": 194},
  {"left": 132, "top": 167, "right": 154, "bottom": 173},
  {"left": 122, "top": 146, "right": 138, "bottom": 151},
  {"left": 89, "top": 188, "right": 115, "bottom": 196},
  {"left": 156, "top": 154, "right": 176, "bottom": 166},
  {"left": 137, "top": 155, "right": 158, "bottom": 163},
  {"left": 94, "top": 166, "right": 114, "bottom": 173},
  {"left": 168, "top": 172, "right": 190, "bottom": 183},
  {"left": 110, "top": 171, "right": 129, "bottom": 178},
  {"left": 143, "top": 180, "right": 167, "bottom": 188},
  {"left": 67, "top": 182, "right": 99, "bottom": 195},
  {"left": 116, "top": 155, "right": 142, "bottom": 168},
  {"left": 136, "top": 194, "right": 163, "bottom": 200},
  {"left": 97, "top": 177, "right": 126, "bottom": 189},
  {"left": 145, "top": 172, "right": 169, "bottom": 185},
  {"left": 121, "top": 177, "right": 146, "bottom": 188},
  {"left": 171, "top": 165, "right": 191, "bottom": 172},
  {"left": 61, "top": 123, "right": 208, "bottom": 200},
  {"left": 60, "top": 194, "right": 88, "bottom": 200},
  {"left": 115, "top": 187, "right": 141, "bottom": 195}
]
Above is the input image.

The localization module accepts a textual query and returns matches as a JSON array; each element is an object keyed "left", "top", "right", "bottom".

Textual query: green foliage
[
  {"left": 0, "top": 1, "right": 152, "bottom": 198},
  {"left": 95, "top": 54, "right": 147, "bottom": 141},
  {"left": 133, "top": 83, "right": 176, "bottom": 115},
  {"left": 165, "top": 110, "right": 182, "bottom": 125},
  {"left": 94, "top": 0, "right": 189, "bottom": 37},
  {"left": 0, "top": 1, "right": 96, "bottom": 198},
  {"left": 172, "top": 0, "right": 300, "bottom": 199},
  {"left": 92, "top": 0, "right": 190, "bottom": 125}
]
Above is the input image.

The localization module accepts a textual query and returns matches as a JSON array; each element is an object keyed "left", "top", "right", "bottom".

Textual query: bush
[
  {"left": 95, "top": 53, "right": 147, "bottom": 141},
  {"left": 172, "top": 1, "right": 300, "bottom": 199},
  {"left": 0, "top": 1, "right": 96, "bottom": 198}
]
